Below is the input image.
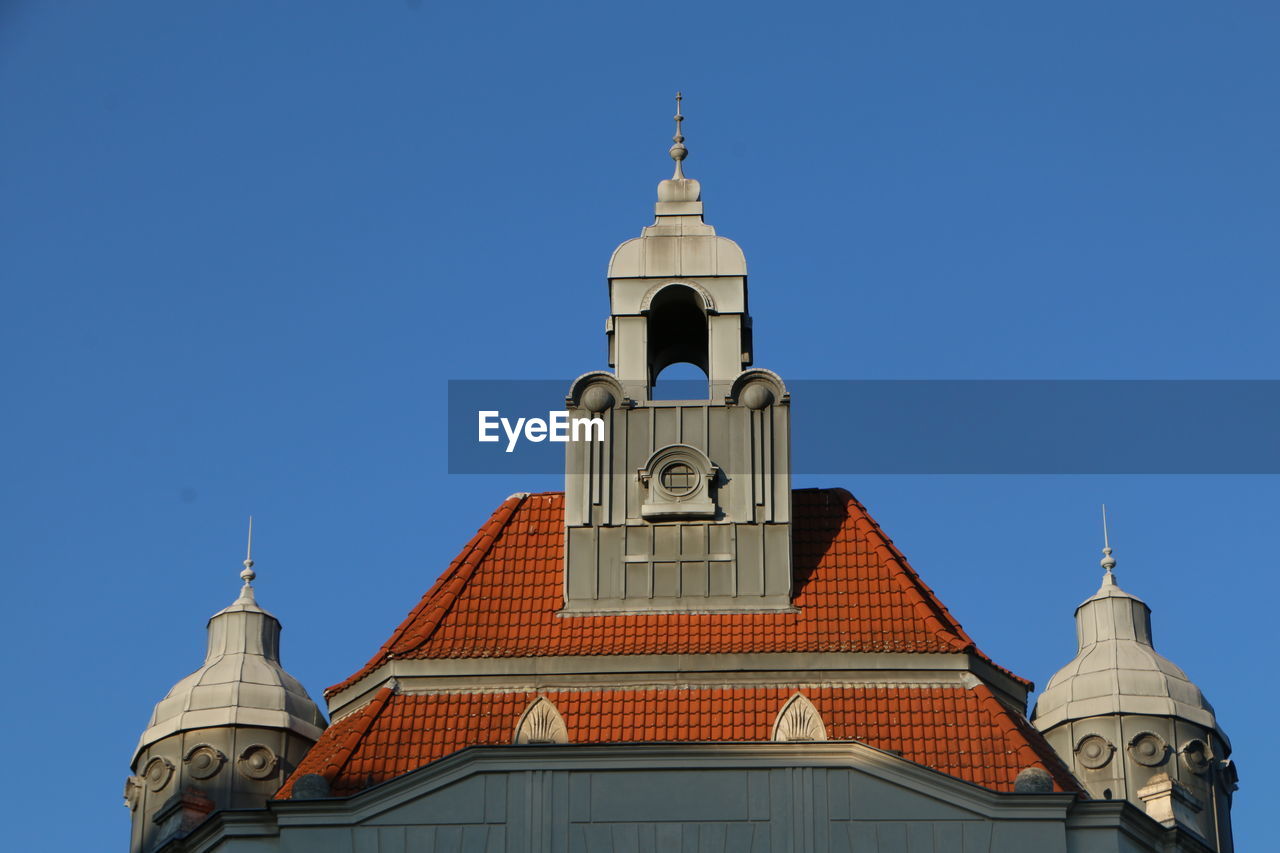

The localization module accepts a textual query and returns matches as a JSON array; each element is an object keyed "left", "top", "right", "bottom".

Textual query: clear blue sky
[{"left": 2, "top": 2, "right": 1276, "bottom": 849}]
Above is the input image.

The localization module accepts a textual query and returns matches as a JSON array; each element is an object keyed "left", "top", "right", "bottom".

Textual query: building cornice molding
[
  {"left": 326, "top": 650, "right": 1028, "bottom": 721},
  {"left": 171, "top": 740, "right": 1095, "bottom": 852}
]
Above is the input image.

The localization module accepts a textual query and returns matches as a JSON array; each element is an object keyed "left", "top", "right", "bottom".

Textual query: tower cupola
[
  {"left": 563, "top": 96, "right": 792, "bottom": 613},
  {"left": 125, "top": 523, "right": 325, "bottom": 853}
]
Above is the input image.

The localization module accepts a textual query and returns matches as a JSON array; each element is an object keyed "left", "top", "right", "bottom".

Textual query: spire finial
[
  {"left": 240, "top": 515, "right": 256, "bottom": 593},
  {"left": 669, "top": 91, "right": 688, "bottom": 179},
  {"left": 1100, "top": 504, "right": 1117, "bottom": 576}
]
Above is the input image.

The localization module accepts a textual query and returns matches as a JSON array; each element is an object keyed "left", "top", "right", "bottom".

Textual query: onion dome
[
  {"left": 1033, "top": 538, "right": 1225, "bottom": 743},
  {"left": 131, "top": 529, "right": 325, "bottom": 766}
]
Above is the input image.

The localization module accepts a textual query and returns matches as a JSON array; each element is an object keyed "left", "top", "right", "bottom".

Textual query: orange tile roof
[
  {"left": 284, "top": 488, "right": 1070, "bottom": 800},
  {"left": 279, "top": 683, "right": 1077, "bottom": 798},
  {"left": 327, "top": 489, "right": 1023, "bottom": 698}
]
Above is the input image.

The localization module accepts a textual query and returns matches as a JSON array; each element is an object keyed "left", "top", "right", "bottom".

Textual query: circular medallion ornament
[
  {"left": 1075, "top": 734, "right": 1115, "bottom": 770},
  {"left": 580, "top": 385, "right": 615, "bottom": 414},
  {"left": 739, "top": 382, "right": 775, "bottom": 410},
  {"left": 237, "top": 744, "right": 278, "bottom": 780},
  {"left": 143, "top": 757, "right": 174, "bottom": 792},
  {"left": 1181, "top": 738, "right": 1212, "bottom": 775},
  {"left": 1129, "top": 732, "right": 1169, "bottom": 767},
  {"left": 184, "top": 744, "right": 226, "bottom": 780}
]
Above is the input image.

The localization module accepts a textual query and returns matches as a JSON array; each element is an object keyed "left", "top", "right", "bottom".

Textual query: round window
[{"left": 659, "top": 461, "right": 698, "bottom": 496}]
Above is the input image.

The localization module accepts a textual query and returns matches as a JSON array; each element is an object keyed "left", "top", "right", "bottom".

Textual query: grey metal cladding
[{"left": 564, "top": 159, "right": 793, "bottom": 614}]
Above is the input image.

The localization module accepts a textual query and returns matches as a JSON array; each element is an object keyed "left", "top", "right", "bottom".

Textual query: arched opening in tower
[{"left": 647, "top": 284, "right": 709, "bottom": 399}]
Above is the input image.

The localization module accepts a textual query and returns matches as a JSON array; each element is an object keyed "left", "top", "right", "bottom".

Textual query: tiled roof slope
[
  {"left": 327, "top": 489, "right": 1024, "bottom": 698},
  {"left": 279, "top": 683, "right": 1078, "bottom": 798}
]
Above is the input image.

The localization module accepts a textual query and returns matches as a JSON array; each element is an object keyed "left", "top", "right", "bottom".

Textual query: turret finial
[
  {"left": 240, "top": 516, "right": 256, "bottom": 596},
  {"left": 1100, "top": 504, "right": 1117, "bottom": 576},
  {"left": 669, "top": 91, "right": 687, "bottom": 178}
]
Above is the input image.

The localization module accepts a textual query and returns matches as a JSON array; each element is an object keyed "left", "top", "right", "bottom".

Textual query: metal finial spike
[
  {"left": 1100, "top": 505, "right": 1117, "bottom": 574},
  {"left": 669, "top": 91, "right": 688, "bottom": 179},
  {"left": 240, "top": 515, "right": 256, "bottom": 586}
]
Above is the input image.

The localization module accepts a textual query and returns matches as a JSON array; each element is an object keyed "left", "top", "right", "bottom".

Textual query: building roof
[
  {"left": 326, "top": 489, "right": 1024, "bottom": 698},
  {"left": 279, "top": 682, "right": 1077, "bottom": 798},
  {"left": 278, "top": 489, "right": 1073, "bottom": 798}
]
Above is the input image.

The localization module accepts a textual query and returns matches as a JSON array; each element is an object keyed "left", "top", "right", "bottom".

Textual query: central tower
[{"left": 563, "top": 96, "right": 793, "bottom": 613}]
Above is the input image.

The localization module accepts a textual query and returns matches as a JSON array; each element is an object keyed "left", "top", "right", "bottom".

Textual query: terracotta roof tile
[
  {"left": 327, "top": 489, "right": 1020, "bottom": 698},
  {"left": 282, "top": 489, "right": 1070, "bottom": 800},
  {"left": 280, "top": 684, "right": 1077, "bottom": 799}
]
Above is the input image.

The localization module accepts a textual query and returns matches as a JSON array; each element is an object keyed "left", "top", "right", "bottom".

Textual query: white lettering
[
  {"left": 502, "top": 417, "right": 526, "bottom": 453},
  {"left": 478, "top": 411, "right": 606, "bottom": 451},
  {"left": 478, "top": 411, "right": 500, "bottom": 442},
  {"left": 572, "top": 416, "right": 605, "bottom": 442},
  {"left": 549, "top": 411, "right": 569, "bottom": 441}
]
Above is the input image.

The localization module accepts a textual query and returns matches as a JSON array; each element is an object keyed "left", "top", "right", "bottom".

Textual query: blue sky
[{"left": 1, "top": 2, "right": 1276, "bottom": 848}]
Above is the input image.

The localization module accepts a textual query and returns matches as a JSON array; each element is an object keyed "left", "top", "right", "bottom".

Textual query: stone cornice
[{"left": 327, "top": 651, "right": 1029, "bottom": 721}]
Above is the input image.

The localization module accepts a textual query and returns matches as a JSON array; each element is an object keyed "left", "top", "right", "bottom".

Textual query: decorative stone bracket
[{"left": 1137, "top": 773, "right": 1203, "bottom": 831}]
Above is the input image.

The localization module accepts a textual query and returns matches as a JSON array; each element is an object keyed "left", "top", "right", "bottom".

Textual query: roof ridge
[
  {"left": 276, "top": 684, "right": 396, "bottom": 799},
  {"left": 324, "top": 494, "right": 527, "bottom": 698},
  {"left": 830, "top": 488, "right": 1031, "bottom": 686},
  {"left": 831, "top": 488, "right": 973, "bottom": 653},
  {"left": 968, "top": 680, "right": 1081, "bottom": 793}
]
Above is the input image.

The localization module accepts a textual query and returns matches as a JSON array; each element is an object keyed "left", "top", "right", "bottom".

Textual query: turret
[
  {"left": 124, "top": 522, "right": 325, "bottom": 853},
  {"left": 1032, "top": 511, "right": 1237, "bottom": 850},
  {"left": 563, "top": 94, "right": 793, "bottom": 613}
]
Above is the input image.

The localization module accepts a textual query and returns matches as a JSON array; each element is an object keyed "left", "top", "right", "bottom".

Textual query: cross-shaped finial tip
[{"left": 669, "top": 92, "right": 688, "bottom": 176}]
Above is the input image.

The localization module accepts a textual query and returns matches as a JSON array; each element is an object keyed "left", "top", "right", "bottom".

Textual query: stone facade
[{"left": 147, "top": 744, "right": 1216, "bottom": 853}]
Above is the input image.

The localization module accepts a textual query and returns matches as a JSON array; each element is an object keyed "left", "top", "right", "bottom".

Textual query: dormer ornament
[
  {"left": 772, "top": 693, "right": 827, "bottom": 743},
  {"left": 514, "top": 697, "right": 569, "bottom": 745}
]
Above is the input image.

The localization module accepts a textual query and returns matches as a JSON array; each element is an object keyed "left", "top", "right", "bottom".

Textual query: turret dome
[
  {"left": 132, "top": 585, "right": 326, "bottom": 762},
  {"left": 125, "top": 527, "right": 326, "bottom": 853},
  {"left": 1033, "top": 570, "right": 1222, "bottom": 737},
  {"left": 1032, "top": 527, "right": 1237, "bottom": 850}
]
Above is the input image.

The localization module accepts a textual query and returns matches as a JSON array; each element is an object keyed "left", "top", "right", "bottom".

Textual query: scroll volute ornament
[{"left": 123, "top": 775, "right": 143, "bottom": 811}]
